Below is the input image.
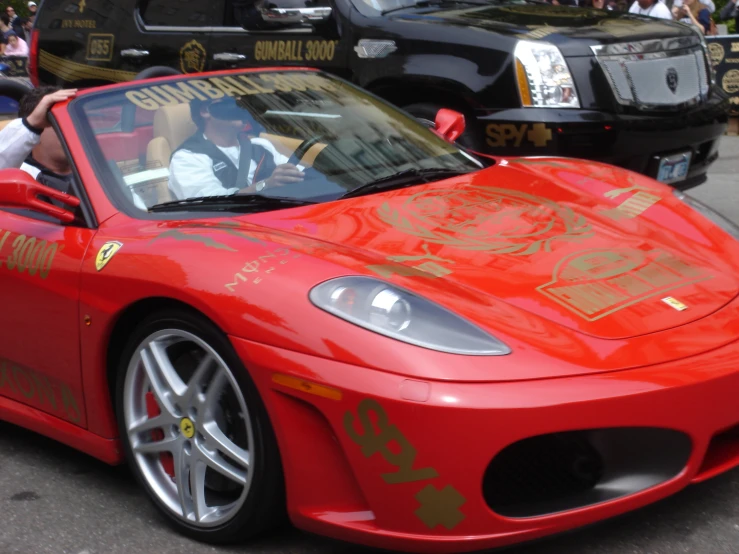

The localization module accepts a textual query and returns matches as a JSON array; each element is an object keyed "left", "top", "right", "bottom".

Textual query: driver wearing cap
[{"left": 168, "top": 97, "right": 306, "bottom": 200}]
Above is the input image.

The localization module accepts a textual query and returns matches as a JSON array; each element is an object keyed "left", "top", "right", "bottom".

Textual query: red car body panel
[{"left": 2, "top": 69, "right": 739, "bottom": 552}]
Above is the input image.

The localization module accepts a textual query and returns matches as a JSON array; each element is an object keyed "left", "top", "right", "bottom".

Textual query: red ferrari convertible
[{"left": 1, "top": 68, "right": 739, "bottom": 553}]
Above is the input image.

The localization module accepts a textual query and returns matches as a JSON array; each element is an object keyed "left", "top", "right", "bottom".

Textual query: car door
[
  {"left": 207, "top": 0, "right": 350, "bottom": 78},
  {"left": 117, "top": 0, "right": 217, "bottom": 77},
  {"left": 0, "top": 201, "right": 95, "bottom": 427}
]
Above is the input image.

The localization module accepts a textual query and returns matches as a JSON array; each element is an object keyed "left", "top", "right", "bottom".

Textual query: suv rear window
[{"left": 139, "top": 0, "right": 211, "bottom": 27}]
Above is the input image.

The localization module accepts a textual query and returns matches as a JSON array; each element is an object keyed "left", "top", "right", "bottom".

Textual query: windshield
[{"left": 70, "top": 70, "right": 483, "bottom": 214}]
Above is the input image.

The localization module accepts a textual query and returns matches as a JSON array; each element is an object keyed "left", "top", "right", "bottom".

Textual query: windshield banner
[
  {"left": 707, "top": 35, "right": 739, "bottom": 115},
  {"left": 125, "top": 72, "right": 339, "bottom": 111}
]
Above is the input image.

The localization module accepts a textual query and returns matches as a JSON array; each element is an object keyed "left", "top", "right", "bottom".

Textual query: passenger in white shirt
[
  {"left": 169, "top": 97, "right": 307, "bottom": 200},
  {"left": 628, "top": 0, "right": 673, "bottom": 18}
]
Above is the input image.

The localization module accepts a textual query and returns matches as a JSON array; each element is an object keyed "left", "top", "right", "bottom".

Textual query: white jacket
[{"left": 0, "top": 118, "right": 41, "bottom": 170}]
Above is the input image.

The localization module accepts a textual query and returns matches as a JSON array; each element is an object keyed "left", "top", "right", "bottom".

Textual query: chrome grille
[{"left": 592, "top": 37, "right": 710, "bottom": 110}]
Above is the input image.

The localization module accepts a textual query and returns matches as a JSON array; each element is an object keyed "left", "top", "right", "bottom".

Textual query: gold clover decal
[
  {"left": 378, "top": 186, "right": 593, "bottom": 257},
  {"left": 415, "top": 484, "right": 466, "bottom": 530}
]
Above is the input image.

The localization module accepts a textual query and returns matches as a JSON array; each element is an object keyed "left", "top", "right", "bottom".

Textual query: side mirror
[
  {"left": 260, "top": 6, "right": 332, "bottom": 25},
  {"left": 433, "top": 109, "right": 466, "bottom": 142},
  {"left": 0, "top": 169, "right": 79, "bottom": 223}
]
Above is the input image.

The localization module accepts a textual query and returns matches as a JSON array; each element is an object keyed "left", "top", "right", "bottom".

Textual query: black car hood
[{"left": 392, "top": 4, "right": 696, "bottom": 56}]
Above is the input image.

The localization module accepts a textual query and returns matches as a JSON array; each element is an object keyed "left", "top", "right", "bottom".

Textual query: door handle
[
  {"left": 121, "top": 49, "right": 150, "bottom": 58},
  {"left": 213, "top": 52, "right": 247, "bottom": 61}
]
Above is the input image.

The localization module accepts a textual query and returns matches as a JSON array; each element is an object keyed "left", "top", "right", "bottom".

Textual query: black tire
[
  {"left": 134, "top": 66, "right": 182, "bottom": 81},
  {"left": 403, "top": 101, "right": 483, "bottom": 151},
  {"left": 114, "top": 307, "right": 285, "bottom": 544},
  {"left": 0, "top": 79, "right": 31, "bottom": 103}
]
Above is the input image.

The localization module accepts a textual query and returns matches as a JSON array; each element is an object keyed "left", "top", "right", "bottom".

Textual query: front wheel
[
  {"left": 403, "top": 102, "right": 482, "bottom": 151},
  {"left": 115, "top": 309, "right": 284, "bottom": 544}
]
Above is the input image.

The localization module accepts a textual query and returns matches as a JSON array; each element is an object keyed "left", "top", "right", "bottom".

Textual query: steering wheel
[{"left": 286, "top": 134, "right": 328, "bottom": 167}]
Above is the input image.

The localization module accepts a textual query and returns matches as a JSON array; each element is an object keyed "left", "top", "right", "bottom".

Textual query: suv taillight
[{"left": 28, "top": 29, "right": 39, "bottom": 87}]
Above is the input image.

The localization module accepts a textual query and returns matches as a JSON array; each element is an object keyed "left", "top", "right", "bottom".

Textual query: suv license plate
[{"left": 657, "top": 151, "right": 692, "bottom": 184}]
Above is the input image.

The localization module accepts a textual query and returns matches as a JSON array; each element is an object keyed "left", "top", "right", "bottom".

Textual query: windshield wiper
[
  {"left": 148, "top": 194, "right": 316, "bottom": 213},
  {"left": 340, "top": 168, "right": 466, "bottom": 199}
]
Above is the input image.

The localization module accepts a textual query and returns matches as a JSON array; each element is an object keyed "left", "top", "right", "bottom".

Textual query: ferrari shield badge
[
  {"left": 95, "top": 241, "right": 122, "bottom": 271},
  {"left": 662, "top": 296, "right": 688, "bottom": 311}
]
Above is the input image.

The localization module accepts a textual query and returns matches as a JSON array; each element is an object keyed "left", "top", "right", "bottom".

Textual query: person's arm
[
  {"left": 720, "top": 0, "right": 736, "bottom": 19},
  {"left": 242, "top": 138, "right": 306, "bottom": 192},
  {"left": 697, "top": 7, "right": 711, "bottom": 31},
  {"left": 169, "top": 150, "right": 240, "bottom": 199},
  {"left": 16, "top": 38, "right": 27, "bottom": 56},
  {"left": 252, "top": 138, "right": 305, "bottom": 171},
  {"left": 0, "top": 118, "right": 42, "bottom": 169},
  {"left": 684, "top": 7, "right": 706, "bottom": 31}
]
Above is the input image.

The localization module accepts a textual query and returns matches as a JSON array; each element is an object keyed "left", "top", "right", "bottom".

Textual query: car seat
[{"left": 145, "top": 103, "right": 197, "bottom": 204}]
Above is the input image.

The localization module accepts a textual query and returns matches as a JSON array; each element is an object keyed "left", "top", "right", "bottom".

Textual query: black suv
[{"left": 30, "top": 0, "right": 729, "bottom": 188}]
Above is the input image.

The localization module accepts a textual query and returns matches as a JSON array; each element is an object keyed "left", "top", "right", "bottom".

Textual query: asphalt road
[{"left": 2, "top": 137, "right": 739, "bottom": 554}]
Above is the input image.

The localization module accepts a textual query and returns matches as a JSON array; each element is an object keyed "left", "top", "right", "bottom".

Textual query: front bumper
[
  {"left": 233, "top": 335, "right": 739, "bottom": 553},
  {"left": 475, "top": 94, "right": 729, "bottom": 190}
]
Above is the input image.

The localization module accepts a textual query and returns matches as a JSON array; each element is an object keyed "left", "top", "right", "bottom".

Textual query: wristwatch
[{"left": 254, "top": 180, "right": 267, "bottom": 192}]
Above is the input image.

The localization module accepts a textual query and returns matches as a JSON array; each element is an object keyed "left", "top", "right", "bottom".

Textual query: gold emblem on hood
[
  {"left": 603, "top": 183, "right": 661, "bottom": 220},
  {"left": 538, "top": 248, "right": 710, "bottom": 321},
  {"left": 378, "top": 187, "right": 593, "bottom": 257}
]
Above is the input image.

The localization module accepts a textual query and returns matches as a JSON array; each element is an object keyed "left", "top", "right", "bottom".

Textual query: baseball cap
[{"left": 28, "top": 2, "right": 36, "bottom": 7}]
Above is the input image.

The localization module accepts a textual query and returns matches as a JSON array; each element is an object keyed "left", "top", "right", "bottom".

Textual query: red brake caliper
[{"left": 145, "top": 391, "right": 175, "bottom": 478}]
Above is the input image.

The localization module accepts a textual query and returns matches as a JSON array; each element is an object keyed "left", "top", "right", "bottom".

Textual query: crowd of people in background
[
  {"left": 0, "top": 2, "right": 34, "bottom": 57},
  {"left": 552, "top": 0, "right": 738, "bottom": 35}
]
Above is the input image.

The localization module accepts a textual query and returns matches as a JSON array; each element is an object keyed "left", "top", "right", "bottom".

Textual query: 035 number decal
[{"left": 0, "top": 231, "right": 59, "bottom": 279}]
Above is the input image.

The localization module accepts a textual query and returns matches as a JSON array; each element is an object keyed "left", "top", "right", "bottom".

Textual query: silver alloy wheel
[{"left": 123, "top": 329, "right": 254, "bottom": 528}]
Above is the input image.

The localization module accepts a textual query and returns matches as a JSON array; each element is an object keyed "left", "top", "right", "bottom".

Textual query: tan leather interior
[
  {"left": 143, "top": 103, "right": 327, "bottom": 204},
  {"left": 145, "top": 103, "right": 197, "bottom": 204}
]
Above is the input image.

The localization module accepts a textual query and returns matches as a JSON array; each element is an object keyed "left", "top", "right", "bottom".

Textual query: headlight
[
  {"left": 310, "top": 276, "right": 511, "bottom": 356},
  {"left": 514, "top": 40, "right": 580, "bottom": 108},
  {"left": 673, "top": 190, "right": 739, "bottom": 241}
]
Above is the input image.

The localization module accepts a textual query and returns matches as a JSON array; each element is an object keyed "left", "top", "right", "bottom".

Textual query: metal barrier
[
  {"left": 706, "top": 36, "right": 739, "bottom": 134},
  {"left": 706, "top": 36, "right": 739, "bottom": 115}
]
